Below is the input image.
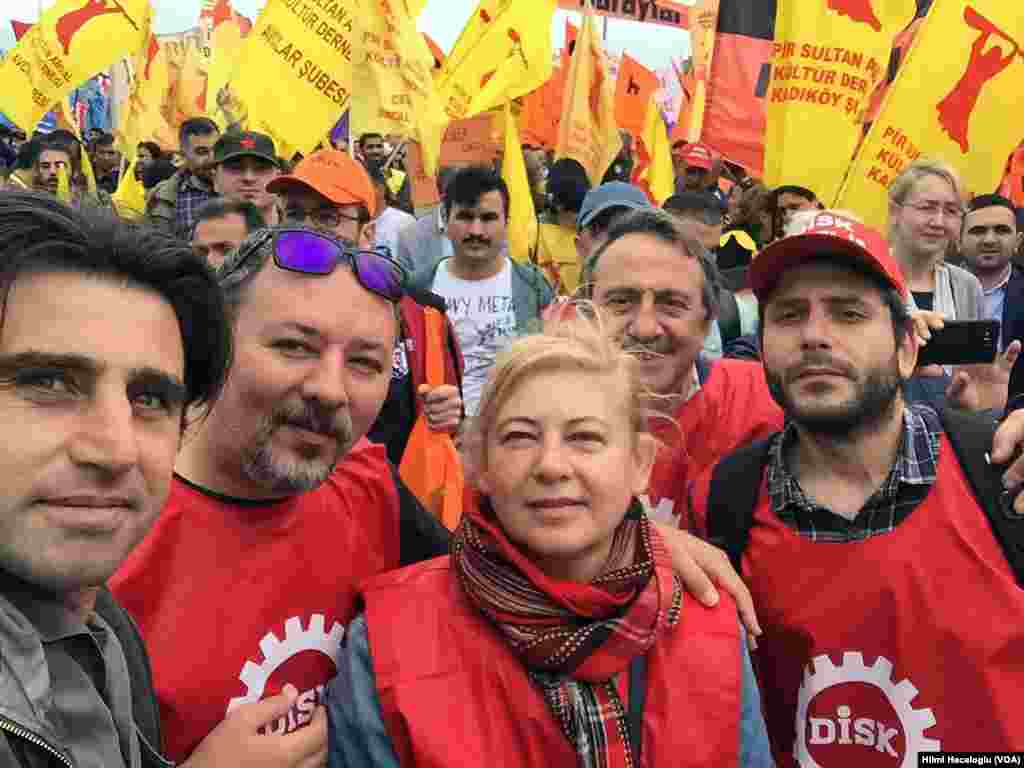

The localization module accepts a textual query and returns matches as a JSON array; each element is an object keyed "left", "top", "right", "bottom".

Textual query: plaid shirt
[
  {"left": 767, "top": 403, "right": 942, "bottom": 542},
  {"left": 175, "top": 171, "right": 216, "bottom": 240}
]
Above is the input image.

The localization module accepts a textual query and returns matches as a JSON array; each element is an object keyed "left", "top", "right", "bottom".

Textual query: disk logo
[
  {"left": 795, "top": 652, "right": 940, "bottom": 767},
  {"left": 227, "top": 614, "right": 346, "bottom": 734}
]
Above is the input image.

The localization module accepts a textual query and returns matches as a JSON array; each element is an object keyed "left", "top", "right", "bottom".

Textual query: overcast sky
[{"left": 0, "top": 0, "right": 691, "bottom": 70}]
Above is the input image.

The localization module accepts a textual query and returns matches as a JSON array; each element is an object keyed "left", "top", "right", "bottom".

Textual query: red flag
[
  {"left": 11, "top": 20, "right": 33, "bottom": 40},
  {"left": 702, "top": 1, "right": 775, "bottom": 174}
]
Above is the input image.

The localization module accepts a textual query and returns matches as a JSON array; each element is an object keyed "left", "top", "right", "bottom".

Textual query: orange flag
[
  {"left": 555, "top": 8, "right": 622, "bottom": 185},
  {"left": 615, "top": 54, "right": 659, "bottom": 139}
]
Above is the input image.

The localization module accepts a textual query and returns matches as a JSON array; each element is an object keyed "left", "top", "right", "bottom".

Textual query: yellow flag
[
  {"left": 837, "top": 1, "right": 1024, "bottom": 231},
  {"left": 764, "top": 0, "right": 916, "bottom": 205},
  {"left": 229, "top": 0, "right": 356, "bottom": 155},
  {"left": 350, "top": 0, "right": 446, "bottom": 177},
  {"left": 436, "top": 0, "right": 556, "bottom": 120},
  {"left": 635, "top": 99, "right": 674, "bottom": 205},
  {"left": 176, "top": 38, "right": 208, "bottom": 120},
  {"left": 0, "top": 0, "right": 149, "bottom": 132},
  {"left": 111, "top": 158, "right": 147, "bottom": 217},
  {"left": 502, "top": 103, "right": 537, "bottom": 264},
  {"left": 555, "top": 8, "right": 622, "bottom": 185},
  {"left": 686, "top": 0, "right": 721, "bottom": 142},
  {"left": 56, "top": 163, "right": 72, "bottom": 204},
  {"left": 116, "top": 17, "right": 174, "bottom": 154},
  {"left": 206, "top": 0, "right": 246, "bottom": 128}
]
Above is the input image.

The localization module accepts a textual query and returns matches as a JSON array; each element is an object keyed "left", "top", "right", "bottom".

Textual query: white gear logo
[
  {"left": 227, "top": 614, "right": 346, "bottom": 712},
  {"left": 794, "top": 652, "right": 941, "bottom": 768}
]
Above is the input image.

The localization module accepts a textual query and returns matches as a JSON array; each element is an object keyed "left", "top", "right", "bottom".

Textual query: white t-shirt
[
  {"left": 373, "top": 206, "right": 416, "bottom": 261},
  {"left": 431, "top": 259, "right": 517, "bottom": 415}
]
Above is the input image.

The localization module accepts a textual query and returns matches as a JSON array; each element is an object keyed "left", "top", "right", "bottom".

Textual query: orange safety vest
[{"left": 398, "top": 306, "right": 464, "bottom": 529}]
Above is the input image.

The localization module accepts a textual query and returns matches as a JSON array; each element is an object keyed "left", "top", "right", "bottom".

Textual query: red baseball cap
[
  {"left": 750, "top": 212, "right": 907, "bottom": 301},
  {"left": 682, "top": 142, "right": 714, "bottom": 171},
  {"left": 267, "top": 149, "right": 377, "bottom": 217}
]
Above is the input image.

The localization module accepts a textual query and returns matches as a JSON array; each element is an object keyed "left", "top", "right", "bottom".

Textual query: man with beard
[
  {"left": 109, "top": 220, "right": 768, "bottom": 764},
  {"left": 409, "top": 165, "right": 554, "bottom": 416},
  {"left": 583, "top": 208, "right": 784, "bottom": 526},
  {"left": 30, "top": 139, "right": 73, "bottom": 197},
  {"left": 109, "top": 228, "right": 451, "bottom": 764},
  {"left": 960, "top": 195, "right": 1024, "bottom": 411},
  {"left": 146, "top": 118, "right": 220, "bottom": 239},
  {"left": 689, "top": 212, "right": 1024, "bottom": 763}
]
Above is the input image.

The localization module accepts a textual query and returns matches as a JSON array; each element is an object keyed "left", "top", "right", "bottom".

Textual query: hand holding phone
[{"left": 916, "top": 320, "right": 1001, "bottom": 367}]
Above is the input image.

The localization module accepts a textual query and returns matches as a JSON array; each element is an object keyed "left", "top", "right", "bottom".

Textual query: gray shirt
[{"left": 3, "top": 585, "right": 140, "bottom": 768}]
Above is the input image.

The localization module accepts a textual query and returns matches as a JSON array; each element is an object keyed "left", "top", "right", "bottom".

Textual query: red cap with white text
[{"left": 750, "top": 213, "right": 906, "bottom": 301}]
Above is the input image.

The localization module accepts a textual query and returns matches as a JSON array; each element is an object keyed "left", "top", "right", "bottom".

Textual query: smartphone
[{"left": 917, "top": 320, "right": 1000, "bottom": 367}]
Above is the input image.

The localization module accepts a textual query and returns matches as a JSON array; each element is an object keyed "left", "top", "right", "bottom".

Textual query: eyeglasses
[
  {"left": 284, "top": 206, "right": 363, "bottom": 230},
  {"left": 899, "top": 201, "right": 965, "bottom": 221},
  {"left": 224, "top": 228, "right": 405, "bottom": 302}
]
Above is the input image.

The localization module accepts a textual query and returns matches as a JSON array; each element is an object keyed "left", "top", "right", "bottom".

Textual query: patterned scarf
[{"left": 452, "top": 495, "right": 683, "bottom": 768}]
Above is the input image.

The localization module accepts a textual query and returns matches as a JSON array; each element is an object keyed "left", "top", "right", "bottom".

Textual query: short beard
[
  {"left": 240, "top": 405, "right": 353, "bottom": 494},
  {"left": 766, "top": 357, "right": 903, "bottom": 438}
]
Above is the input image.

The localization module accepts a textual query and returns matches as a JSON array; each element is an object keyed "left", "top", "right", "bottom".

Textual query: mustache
[
  {"left": 462, "top": 236, "right": 491, "bottom": 246},
  {"left": 786, "top": 352, "right": 855, "bottom": 381},
  {"left": 273, "top": 400, "right": 352, "bottom": 442},
  {"left": 622, "top": 335, "right": 675, "bottom": 356}
]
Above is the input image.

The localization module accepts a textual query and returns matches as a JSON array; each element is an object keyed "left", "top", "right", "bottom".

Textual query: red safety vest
[
  {"left": 362, "top": 557, "right": 743, "bottom": 767},
  {"left": 742, "top": 435, "right": 1024, "bottom": 765}
]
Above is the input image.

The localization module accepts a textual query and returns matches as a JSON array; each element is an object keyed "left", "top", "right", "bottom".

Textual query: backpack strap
[
  {"left": 706, "top": 437, "right": 777, "bottom": 574},
  {"left": 938, "top": 406, "right": 1024, "bottom": 586},
  {"left": 718, "top": 289, "right": 741, "bottom": 345}
]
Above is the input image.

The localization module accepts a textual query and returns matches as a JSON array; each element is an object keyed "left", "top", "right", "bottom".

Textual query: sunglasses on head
[{"left": 223, "top": 228, "right": 406, "bottom": 302}]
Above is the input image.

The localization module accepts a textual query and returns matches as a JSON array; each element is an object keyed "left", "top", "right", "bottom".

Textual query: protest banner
[
  {"left": 0, "top": 0, "right": 149, "bottom": 132},
  {"left": 228, "top": 0, "right": 357, "bottom": 155},
  {"left": 439, "top": 114, "right": 499, "bottom": 165},
  {"left": 837, "top": 1, "right": 1024, "bottom": 231},
  {"left": 556, "top": 0, "right": 690, "bottom": 32},
  {"left": 764, "top": 0, "right": 917, "bottom": 205}
]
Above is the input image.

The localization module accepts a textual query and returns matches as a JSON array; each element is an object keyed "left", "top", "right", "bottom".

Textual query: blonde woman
[{"left": 327, "top": 311, "right": 771, "bottom": 768}]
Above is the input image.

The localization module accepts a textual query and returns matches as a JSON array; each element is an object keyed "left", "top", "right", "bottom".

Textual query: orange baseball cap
[{"left": 267, "top": 149, "right": 377, "bottom": 217}]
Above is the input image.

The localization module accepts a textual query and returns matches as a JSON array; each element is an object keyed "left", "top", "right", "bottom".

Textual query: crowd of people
[{"left": 1, "top": 110, "right": 1024, "bottom": 768}]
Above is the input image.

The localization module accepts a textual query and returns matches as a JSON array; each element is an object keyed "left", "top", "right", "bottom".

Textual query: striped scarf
[{"left": 452, "top": 497, "right": 683, "bottom": 768}]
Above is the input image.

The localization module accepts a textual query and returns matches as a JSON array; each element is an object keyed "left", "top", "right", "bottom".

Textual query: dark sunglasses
[{"left": 224, "top": 228, "right": 405, "bottom": 301}]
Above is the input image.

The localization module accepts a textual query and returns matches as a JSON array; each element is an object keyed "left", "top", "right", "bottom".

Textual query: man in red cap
[
  {"left": 674, "top": 141, "right": 726, "bottom": 207},
  {"left": 268, "top": 149, "right": 465, "bottom": 467},
  {"left": 689, "top": 211, "right": 1024, "bottom": 764}
]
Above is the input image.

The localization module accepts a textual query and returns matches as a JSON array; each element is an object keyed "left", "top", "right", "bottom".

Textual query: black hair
[
  {"left": 142, "top": 156, "right": 178, "bottom": 191},
  {"left": 547, "top": 158, "right": 591, "bottom": 214},
  {"left": 179, "top": 117, "right": 219, "bottom": 151},
  {"left": 772, "top": 185, "right": 817, "bottom": 202},
  {"left": 0, "top": 191, "right": 231, "bottom": 412},
  {"left": 359, "top": 133, "right": 384, "bottom": 147},
  {"left": 583, "top": 208, "right": 723, "bottom": 322},
  {"left": 967, "top": 193, "right": 1016, "bottom": 223},
  {"left": 15, "top": 138, "right": 42, "bottom": 170},
  {"left": 137, "top": 141, "right": 163, "bottom": 160},
  {"left": 663, "top": 192, "right": 725, "bottom": 225},
  {"left": 47, "top": 130, "right": 81, "bottom": 148},
  {"left": 192, "top": 198, "right": 266, "bottom": 238},
  {"left": 443, "top": 165, "right": 510, "bottom": 220},
  {"left": 92, "top": 132, "right": 115, "bottom": 149}
]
